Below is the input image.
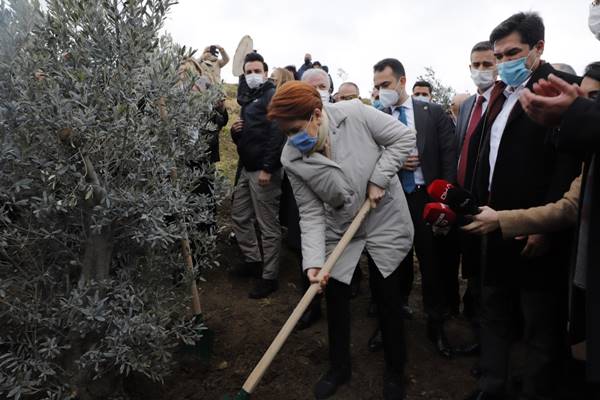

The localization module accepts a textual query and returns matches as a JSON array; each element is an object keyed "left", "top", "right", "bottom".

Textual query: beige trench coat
[{"left": 281, "top": 99, "right": 416, "bottom": 284}]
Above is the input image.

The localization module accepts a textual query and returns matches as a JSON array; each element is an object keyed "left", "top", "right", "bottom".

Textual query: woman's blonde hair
[{"left": 271, "top": 67, "right": 295, "bottom": 90}]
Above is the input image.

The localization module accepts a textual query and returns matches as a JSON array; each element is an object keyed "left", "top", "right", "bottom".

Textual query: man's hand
[
  {"left": 367, "top": 182, "right": 385, "bottom": 208},
  {"left": 519, "top": 74, "right": 582, "bottom": 127},
  {"left": 231, "top": 119, "right": 244, "bottom": 134},
  {"left": 402, "top": 155, "right": 420, "bottom": 171},
  {"left": 461, "top": 206, "right": 500, "bottom": 235},
  {"left": 258, "top": 170, "right": 272, "bottom": 186},
  {"left": 307, "top": 268, "right": 329, "bottom": 293},
  {"left": 517, "top": 234, "right": 550, "bottom": 258}
]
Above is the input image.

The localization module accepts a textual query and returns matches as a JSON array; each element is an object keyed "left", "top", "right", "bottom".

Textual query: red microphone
[
  {"left": 423, "top": 202, "right": 457, "bottom": 227},
  {"left": 427, "top": 179, "right": 479, "bottom": 215}
]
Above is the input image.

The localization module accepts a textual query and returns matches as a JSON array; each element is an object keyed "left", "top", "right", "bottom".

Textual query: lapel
[
  {"left": 412, "top": 99, "right": 427, "bottom": 155},
  {"left": 457, "top": 95, "right": 476, "bottom": 147}
]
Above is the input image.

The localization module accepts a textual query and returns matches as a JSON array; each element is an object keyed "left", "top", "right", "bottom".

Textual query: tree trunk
[{"left": 80, "top": 226, "right": 113, "bottom": 284}]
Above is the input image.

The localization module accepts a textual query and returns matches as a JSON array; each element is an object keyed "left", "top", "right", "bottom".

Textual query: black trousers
[
  {"left": 398, "top": 188, "right": 446, "bottom": 320},
  {"left": 479, "top": 285, "right": 566, "bottom": 398},
  {"left": 326, "top": 254, "right": 406, "bottom": 375},
  {"left": 438, "top": 227, "right": 461, "bottom": 314}
]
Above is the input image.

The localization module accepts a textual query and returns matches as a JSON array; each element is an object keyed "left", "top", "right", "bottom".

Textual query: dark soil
[{"left": 149, "top": 217, "right": 477, "bottom": 400}]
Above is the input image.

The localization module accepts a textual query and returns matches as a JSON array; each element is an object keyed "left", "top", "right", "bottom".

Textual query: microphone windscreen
[
  {"left": 427, "top": 179, "right": 453, "bottom": 203},
  {"left": 423, "top": 202, "right": 457, "bottom": 227}
]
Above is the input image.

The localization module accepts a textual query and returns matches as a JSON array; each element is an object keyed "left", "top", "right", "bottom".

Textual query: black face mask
[{"left": 304, "top": 58, "right": 311, "bottom": 64}]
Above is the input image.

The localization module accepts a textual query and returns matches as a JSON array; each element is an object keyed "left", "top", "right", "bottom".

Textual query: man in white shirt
[
  {"left": 450, "top": 41, "right": 499, "bottom": 363},
  {"left": 373, "top": 58, "right": 457, "bottom": 359},
  {"left": 464, "top": 12, "right": 581, "bottom": 400}
]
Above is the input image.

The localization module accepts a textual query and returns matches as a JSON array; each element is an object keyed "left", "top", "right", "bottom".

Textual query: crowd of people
[{"left": 189, "top": 5, "right": 600, "bottom": 400}]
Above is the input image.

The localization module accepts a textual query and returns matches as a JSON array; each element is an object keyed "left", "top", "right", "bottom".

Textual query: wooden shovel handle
[
  {"left": 181, "top": 238, "right": 202, "bottom": 315},
  {"left": 242, "top": 200, "right": 372, "bottom": 394}
]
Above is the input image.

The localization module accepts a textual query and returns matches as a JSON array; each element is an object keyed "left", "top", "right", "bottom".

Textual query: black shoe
[
  {"left": 367, "top": 300, "right": 378, "bottom": 318},
  {"left": 368, "top": 328, "right": 383, "bottom": 352},
  {"left": 383, "top": 372, "right": 405, "bottom": 400},
  {"left": 427, "top": 320, "right": 453, "bottom": 359},
  {"left": 470, "top": 364, "right": 482, "bottom": 379},
  {"left": 401, "top": 304, "right": 414, "bottom": 320},
  {"left": 232, "top": 261, "right": 262, "bottom": 278},
  {"left": 297, "top": 301, "right": 322, "bottom": 330},
  {"left": 456, "top": 342, "right": 480, "bottom": 357},
  {"left": 248, "top": 278, "right": 278, "bottom": 299},
  {"left": 464, "top": 390, "right": 503, "bottom": 400},
  {"left": 313, "top": 368, "right": 351, "bottom": 399}
]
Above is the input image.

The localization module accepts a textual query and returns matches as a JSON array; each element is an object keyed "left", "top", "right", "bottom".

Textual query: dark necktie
[
  {"left": 457, "top": 95, "right": 485, "bottom": 187},
  {"left": 397, "top": 106, "right": 416, "bottom": 193}
]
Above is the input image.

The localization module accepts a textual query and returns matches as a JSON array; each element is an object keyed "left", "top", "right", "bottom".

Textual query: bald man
[{"left": 337, "top": 82, "right": 360, "bottom": 101}]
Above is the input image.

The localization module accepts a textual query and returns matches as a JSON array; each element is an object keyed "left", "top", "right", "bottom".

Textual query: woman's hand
[
  {"left": 461, "top": 206, "right": 500, "bottom": 235},
  {"left": 307, "top": 268, "right": 329, "bottom": 293},
  {"left": 367, "top": 182, "right": 385, "bottom": 208}
]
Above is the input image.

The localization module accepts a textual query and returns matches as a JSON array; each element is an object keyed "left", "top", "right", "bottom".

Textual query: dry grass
[{"left": 215, "top": 83, "right": 240, "bottom": 184}]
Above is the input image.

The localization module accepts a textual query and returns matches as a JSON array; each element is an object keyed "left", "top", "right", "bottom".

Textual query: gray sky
[{"left": 164, "top": 0, "right": 597, "bottom": 97}]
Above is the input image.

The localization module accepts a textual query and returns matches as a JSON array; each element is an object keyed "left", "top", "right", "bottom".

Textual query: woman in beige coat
[{"left": 268, "top": 82, "right": 415, "bottom": 400}]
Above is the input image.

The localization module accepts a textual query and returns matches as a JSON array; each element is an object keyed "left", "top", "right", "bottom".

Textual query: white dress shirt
[
  {"left": 392, "top": 97, "right": 425, "bottom": 185},
  {"left": 488, "top": 80, "right": 529, "bottom": 190}
]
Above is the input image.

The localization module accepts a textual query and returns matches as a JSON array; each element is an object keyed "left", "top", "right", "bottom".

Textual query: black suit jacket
[
  {"left": 384, "top": 99, "right": 457, "bottom": 185},
  {"left": 559, "top": 95, "right": 600, "bottom": 383},
  {"left": 472, "top": 62, "right": 581, "bottom": 289}
]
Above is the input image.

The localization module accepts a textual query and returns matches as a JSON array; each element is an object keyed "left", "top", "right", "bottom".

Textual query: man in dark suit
[
  {"left": 452, "top": 41, "right": 499, "bottom": 360},
  {"left": 519, "top": 67, "right": 600, "bottom": 398},
  {"left": 464, "top": 12, "right": 581, "bottom": 400},
  {"left": 372, "top": 58, "right": 457, "bottom": 358}
]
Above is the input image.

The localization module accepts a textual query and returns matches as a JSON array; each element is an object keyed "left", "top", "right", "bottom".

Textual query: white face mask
[
  {"left": 318, "top": 89, "right": 330, "bottom": 104},
  {"left": 590, "top": 3, "right": 600, "bottom": 40},
  {"left": 246, "top": 73, "right": 265, "bottom": 89},
  {"left": 470, "top": 68, "right": 496, "bottom": 91},
  {"left": 414, "top": 95, "right": 431, "bottom": 103},
  {"left": 379, "top": 85, "right": 401, "bottom": 108}
]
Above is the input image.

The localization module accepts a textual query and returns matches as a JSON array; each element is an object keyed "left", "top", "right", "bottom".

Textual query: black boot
[
  {"left": 297, "top": 296, "right": 322, "bottom": 330},
  {"left": 463, "top": 390, "right": 504, "bottom": 400},
  {"left": 313, "top": 367, "right": 351, "bottom": 399},
  {"left": 368, "top": 327, "right": 383, "bottom": 352},
  {"left": 383, "top": 371, "right": 405, "bottom": 400},
  {"left": 401, "top": 303, "right": 414, "bottom": 320},
  {"left": 455, "top": 342, "right": 480, "bottom": 357},
  {"left": 426, "top": 319, "right": 453, "bottom": 359},
  {"left": 248, "top": 278, "right": 278, "bottom": 299},
  {"left": 231, "top": 261, "right": 262, "bottom": 278}
]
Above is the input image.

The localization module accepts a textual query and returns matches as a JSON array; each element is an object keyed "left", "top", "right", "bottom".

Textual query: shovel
[
  {"left": 224, "top": 200, "right": 372, "bottom": 400},
  {"left": 180, "top": 234, "right": 214, "bottom": 360}
]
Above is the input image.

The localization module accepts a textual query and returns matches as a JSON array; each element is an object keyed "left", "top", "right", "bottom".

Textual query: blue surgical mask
[
  {"left": 372, "top": 99, "right": 384, "bottom": 110},
  {"left": 289, "top": 116, "right": 318, "bottom": 154},
  {"left": 497, "top": 50, "right": 538, "bottom": 88},
  {"left": 289, "top": 131, "right": 317, "bottom": 154}
]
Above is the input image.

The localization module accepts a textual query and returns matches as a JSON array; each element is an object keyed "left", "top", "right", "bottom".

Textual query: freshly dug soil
[{"left": 153, "top": 227, "right": 477, "bottom": 400}]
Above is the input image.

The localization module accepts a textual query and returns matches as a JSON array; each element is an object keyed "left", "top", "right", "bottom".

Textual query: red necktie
[{"left": 457, "top": 95, "right": 485, "bottom": 187}]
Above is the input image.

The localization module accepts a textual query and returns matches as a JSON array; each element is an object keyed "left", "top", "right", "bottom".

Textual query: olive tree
[
  {"left": 416, "top": 66, "right": 456, "bottom": 112},
  {"left": 0, "top": 0, "right": 222, "bottom": 398}
]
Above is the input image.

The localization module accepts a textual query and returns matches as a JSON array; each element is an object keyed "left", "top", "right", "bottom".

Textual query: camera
[{"left": 209, "top": 45, "right": 219, "bottom": 56}]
